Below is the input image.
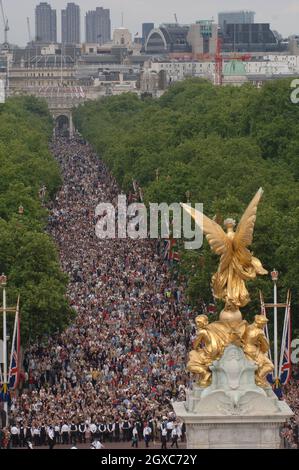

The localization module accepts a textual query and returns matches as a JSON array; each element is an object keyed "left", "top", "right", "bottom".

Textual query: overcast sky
[{"left": 2, "top": 0, "right": 299, "bottom": 46}]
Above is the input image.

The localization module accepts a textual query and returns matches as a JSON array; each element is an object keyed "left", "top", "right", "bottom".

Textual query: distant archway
[{"left": 55, "top": 115, "right": 70, "bottom": 137}]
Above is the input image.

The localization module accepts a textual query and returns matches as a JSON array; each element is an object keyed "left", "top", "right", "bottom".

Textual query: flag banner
[
  {"left": 163, "top": 239, "right": 171, "bottom": 261},
  {"left": 8, "top": 300, "right": 21, "bottom": 391},
  {"left": 163, "top": 238, "right": 180, "bottom": 262},
  {"left": 0, "top": 385, "right": 11, "bottom": 404},
  {"left": 279, "top": 304, "right": 292, "bottom": 386},
  {"left": 170, "top": 238, "right": 180, "bottom": 262}
]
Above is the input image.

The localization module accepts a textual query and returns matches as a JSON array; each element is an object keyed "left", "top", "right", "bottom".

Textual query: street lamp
[
  {"left": 0, "top": 273, "right": 7, "bottom": 287},
  {"left": 271, "top": 269, "right": 279, "bottom": 283},
  {"left": 271, "top": 269, "right": 279, "bottom": 384}
]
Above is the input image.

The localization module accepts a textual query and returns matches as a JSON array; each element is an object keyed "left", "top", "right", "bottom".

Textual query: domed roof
[{"left": 223, "top": 60, "right": 247, "bottom": 76}]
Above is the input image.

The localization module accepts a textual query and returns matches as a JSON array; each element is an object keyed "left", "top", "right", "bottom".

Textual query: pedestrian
[
  {"left": 161, "top": 424, "right": 168, "bottom": 450},
  {"left": 61, "top": 422, "right": 70, "bottom": 445},
  {"left": 48, "top": 427, "right": 55, "bottom": 450},
  {"left": 143, "top": 424, "right": 152, "bottom": 448},
  {"left": 132, "top": 425, "right": 138, "bottom": 448},
  {"left": 171, "top": 425, "right": 179, "bottom": 448}
]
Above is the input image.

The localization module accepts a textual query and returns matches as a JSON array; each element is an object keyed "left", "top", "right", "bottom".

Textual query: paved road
[{"left": 11, "top": 440, "right": 187, "bottom": 450}]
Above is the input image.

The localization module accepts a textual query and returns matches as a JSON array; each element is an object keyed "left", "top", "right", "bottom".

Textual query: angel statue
[{"left": 181, "top": 188, "right": 268, "bottom": 322}]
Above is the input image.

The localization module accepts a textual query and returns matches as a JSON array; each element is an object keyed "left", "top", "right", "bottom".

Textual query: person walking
[
  {"left": 171, "top": 425, "right": 179, "bottom": 449},
  {"left": 89, "top": 422, "right": 97, "bottom": 443},
  {"left": 48, "top": 427, "right": 55, "bottom": 450},
  {"left": 70, "top": 422, "right": 78, "bottom": 445},
  {"left": 143, "top": 424, "right": 152, "bottom": 448},
  {"left": 161, "top": 425, "right": 168, "bottom": 450},
  {"left": 10, "top": 424, "right": 20, "bottom": 448},
  {"left": 132, "top": 425, "right": 138, "bottom": 448},
  {"left": 61, "top": 422, "right": 70, "bottom": 445},
  {"left": 78, "top": 422, "right": 86, "bottom": 444},
  {"left": 54, "top": 423, "right": 61, "bottom": 444}
]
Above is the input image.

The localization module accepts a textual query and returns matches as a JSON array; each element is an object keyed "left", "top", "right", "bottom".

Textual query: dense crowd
[
  {"left": 1, "top": 135, "right": 298, "bottom": 450},
  {"left": 1, "top": 136, "right": 195, "bottom": 448},
  {"left": 281, "top": 367, "right": 299, "bottom": 448}
]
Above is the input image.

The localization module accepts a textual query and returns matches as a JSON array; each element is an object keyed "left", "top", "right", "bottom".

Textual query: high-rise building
[
  {"left": 218, "top": 11, "right": 255, "bottom": 32},
  {"left": 222, "top": 23, "right": 282, "bottom": 53},
  {"left": 188, "top": 20, "right": 218, "bottom": 56},
  {"left": 35, "top": 2, "right": 57, "bottom": 43},
  {"left": 142, "top": 23, "right": 154, "bottom": 45},
  {"left": 62, "top": 3, "right": 81, "bottom": 44},
  {"left": 85, "top": 7, "right": 111, "bottom": 44}
]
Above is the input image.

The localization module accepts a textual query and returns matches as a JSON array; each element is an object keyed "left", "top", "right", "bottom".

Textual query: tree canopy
[
  {"left": 0, "top": 96, "right": 74, "bottom": 344},
  {"left": 74, "top": 78, "right": 299, "bottom": 336}
]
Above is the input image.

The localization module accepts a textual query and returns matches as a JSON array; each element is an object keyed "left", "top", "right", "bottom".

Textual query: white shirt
[
  {"left": 11, "top": 426, "right": 19, "bottom": 435},
  {"left": 90, "top": 423, "right": 97, "bottom": 433},
  {"left": 143, "top": 427, "right": 152, "bottom": 437},
  {"left": 61, "top": 424, "right": 70, "bottom": 433}
]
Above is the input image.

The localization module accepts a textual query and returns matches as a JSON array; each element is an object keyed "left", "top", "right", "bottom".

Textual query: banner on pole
[
  {"left": 260, "top": 290, "right": 292, "bottom": 389},
  {"left": 8, "top": 298, "right": 21, "bottom": 390},
  {"left": 278, "top": 299, "right": 292, "bottom": 386}
]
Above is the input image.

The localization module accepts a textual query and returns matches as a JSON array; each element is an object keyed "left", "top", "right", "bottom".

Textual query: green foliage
[
  {"left": 74, "top": 78, "right": 299, "bottom": 335},
  {"left": 0, "top": 96, "right": 74, "bottom": 344}
]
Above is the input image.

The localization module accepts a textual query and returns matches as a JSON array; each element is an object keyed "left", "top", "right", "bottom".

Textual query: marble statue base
[{"left": 173, "top": 345, "right": 293, "bottom": 449}]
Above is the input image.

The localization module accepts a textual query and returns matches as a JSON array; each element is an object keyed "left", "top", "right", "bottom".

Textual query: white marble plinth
[
  {"left": 173, "top": 401, "right": 292, "bottom": 449},
  {"left": 173, "top": 345, "right": 293, "bottom": 449}
]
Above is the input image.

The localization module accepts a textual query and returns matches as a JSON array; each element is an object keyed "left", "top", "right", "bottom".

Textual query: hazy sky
[{"left": 2, "top": 0, "right": 299, "bottom": 46}]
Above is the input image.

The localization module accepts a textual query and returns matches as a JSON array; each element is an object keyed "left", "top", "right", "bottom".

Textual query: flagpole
[
  {"left": 271, "top": 269, "right": 279, "bottom": 385},
  {"left": 8, "top": 296, "right": 19, "bottom": 385},
  {"left": 260, "top": 290, "right": 272, "bottom": 362},
  {"left": 0, "top": 274, "right": 8, "bottom": 426},
  {"left": 278, "top": 291, "right": 290, "bottom": 379}
]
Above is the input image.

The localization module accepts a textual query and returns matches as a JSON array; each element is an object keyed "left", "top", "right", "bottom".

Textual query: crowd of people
[
  {"left": 1, "top": 135, "right": 298, "bottom": 450},
  {"left": 1, "top": 136, "right": 195, "bottom": 449},
  {"left": 281, "top": 367, "right": 299, "bottom": 448}
]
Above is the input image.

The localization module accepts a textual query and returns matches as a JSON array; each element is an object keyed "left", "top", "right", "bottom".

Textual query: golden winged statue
[{"left": 181, "top": 188, "right": 268, "bottom": 322}]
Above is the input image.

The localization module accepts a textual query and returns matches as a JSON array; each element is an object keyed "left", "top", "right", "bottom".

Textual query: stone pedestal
[{"left": 173, "top": 345, "right": 293, "bottom": 449}]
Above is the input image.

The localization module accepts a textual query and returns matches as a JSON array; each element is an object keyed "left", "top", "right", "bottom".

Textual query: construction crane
[
  {"left": 0, "top": 0, "right": 9, "bottom": 46},
  {"left": 174, "top": 13, "right": 178, "bottom": 24},
  {"left": 215, "top": 36, "right": 223, "bottom": 86}
]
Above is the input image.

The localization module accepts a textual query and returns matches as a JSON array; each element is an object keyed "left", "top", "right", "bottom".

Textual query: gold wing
[
  {"left": 233, "top": 188, "right": 264, "bottom": 251},
  {"left": 181, "top": 203, "right": 232, "bottom": 266}
]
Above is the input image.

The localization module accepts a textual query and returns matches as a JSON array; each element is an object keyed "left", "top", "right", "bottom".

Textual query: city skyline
[
  {"left": 62, "top": 2, "right": 80, "bottom": 44},
  {"left": 1, "top": 0, "right": 299, "bottom": 46}
]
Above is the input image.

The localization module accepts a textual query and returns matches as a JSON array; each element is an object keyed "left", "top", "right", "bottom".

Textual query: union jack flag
[
  {"left": 163, "top": 238, "right": 180, "bottom": 262},
  {"left": 8, "top": 301, "right": 21, "bottom": 391},
  {"left": 163, "top": 239, "right": 171, "bottom": 261}
]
